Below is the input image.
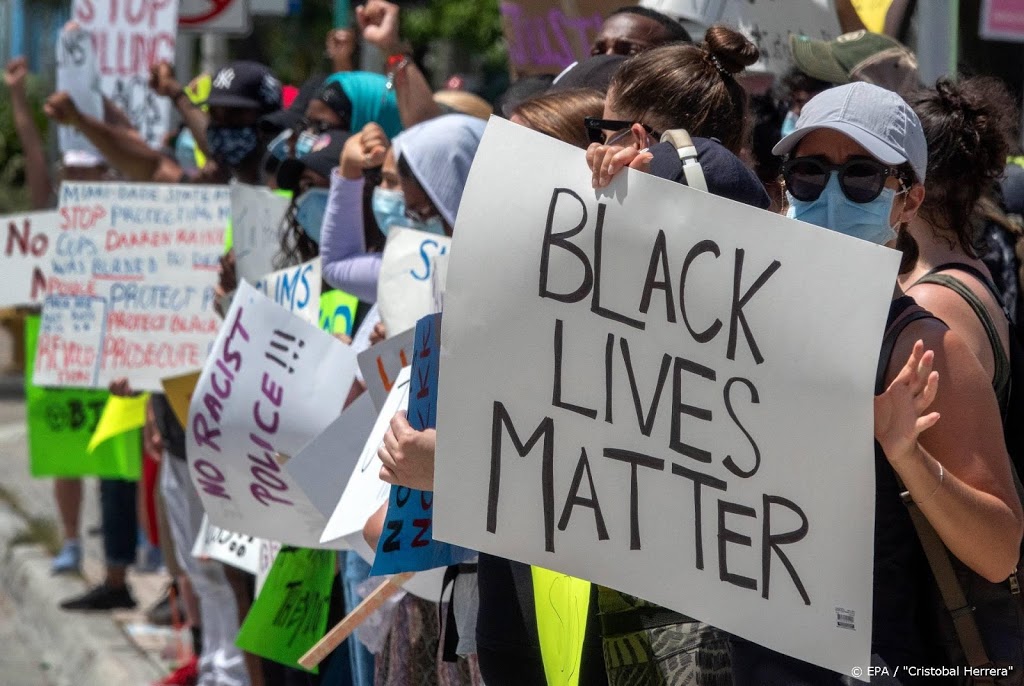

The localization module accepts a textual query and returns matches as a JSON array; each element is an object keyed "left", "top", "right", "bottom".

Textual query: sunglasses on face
[
  {"left": 783, "top": 156, "right": 905, "bottom": 204},
  {"left": 584, "top": 117, "right": 658, "bottom": 146}
]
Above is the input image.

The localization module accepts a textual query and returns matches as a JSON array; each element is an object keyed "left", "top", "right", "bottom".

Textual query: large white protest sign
[
  {"left": 357, "top": 327, "right": 416, "bottom": 411},
  {"left": 72, "top": 0, "right": 178, "bottom": 148},
  {"left": 253, "top": 258, "right": 322, "bottom": 326},
  {"left": 0, "top": 212, "right": 60, "bottom": 308},
  {"left": 286, "top": 392, "right": 377, "bottom": 519},
  {"left": 231, "top": 183, "right": 291, "bottom": 284},
  {"left": 56, "top": 27, "right": 104, "bottom": 157},
  {"left": 721, "top": 0, "right": 841, "bottom": 74},
  {"left": 433, "top": 118, "right": 901, "bottom": 677},
  {"left": 321, "top": 367, "right": 410, "bottom": 547},
  {"left": 186, "top": 281, "right": 358, "bottom": 548},
  {"left": 376, "top": 228, "right": 450, "bottom": 337},
  {"left": 191, "top": 515, "right": 263, "bottom": 575},
  {"left": 32, "top": 183, "right": 229, "bottom": 391}
]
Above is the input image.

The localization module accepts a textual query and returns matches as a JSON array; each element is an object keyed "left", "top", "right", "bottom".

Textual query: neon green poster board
[
  {"left": 24, "top": 316, "right": 141, "bottom": 479},
  {"left": 533, "top": 566, "right": 591, "bottom": 686},
  {"left": 236, "top": 547, "right": 335, "bottom": 673},
  {"left": 319, "top": 289, "right": 359, "bottom": 337}
]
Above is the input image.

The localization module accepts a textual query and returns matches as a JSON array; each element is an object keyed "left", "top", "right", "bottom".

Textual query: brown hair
[
  {"left": 907, "top": 76, "right": 1018, "bottom": 255},
  {"left": 512, "top": 88, "right": 606, "bottom": 149},
  {"left": 608, "top": 25, "right": 759, "bottom": 153}
]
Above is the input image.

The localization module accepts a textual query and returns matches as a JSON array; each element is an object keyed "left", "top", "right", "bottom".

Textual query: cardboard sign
[
  {"left": 433, "top": 118, "right": 902, "bottom": 677},
  {"left": 720, "top": 0, "right": 842, "bottom": 74},
  {"left": 376, "top": 227, "right": 450, "bottom": 338},
  {"left": 24, "top": 315, "right": 141, "bottom": 479},
  {"left": 191, "top": 515, "right": 263, "bottom": 575},
  {"left": 500, "top": 0, "right": 624, "bottom": 76},
  {"left": 286, "top": 392, "right": 378, "bottom": 519},
  {"left": 32, "top": 183, "right": 229, "bottom": 391},
  {"left": 356, "top": 326, "right": 415, "bottom": 411},
  {"left": 253, "top": 258, "right": 322, "bottom": 326},
  {"left": 71, "top": 0, "right": 178, "bottom": 147},
  {"left": 320, "top": 367, "right": 411, "bottom": 548},
  {"left": 186, "top": 281, "right": 358, "bottom": 547},
  {"left": 255, "top": 539, "right": 283, "bottom": 597},
  {"left": 0, "top": 211, "right": 61, "bottom": 308},
  {"left": 371, "top": 314, "right": 474, "bottom": 575},
  {"left": 236, "top": 547, "right": 336, "bottom": 673},
  {"left": 319, "top": 289, "right": 360, "bottom": 337},
  {"left": 231, "top": 183, "right": 292, "bottom": 284},
  {"left": 981, "top": 0, "right": 1024, "bottom": 41},
  {"left": 56, "top": 27, "right": 104, "bottom": 157},
  {"left": 161, "top": 370, "right": 202, "bottom": 428}
]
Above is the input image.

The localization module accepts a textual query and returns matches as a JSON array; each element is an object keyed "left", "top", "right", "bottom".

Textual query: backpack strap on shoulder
[{"left": 659, "top": 129, "right": 707, "bottom": 192}]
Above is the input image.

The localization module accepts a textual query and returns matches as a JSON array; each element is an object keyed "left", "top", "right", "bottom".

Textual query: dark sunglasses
[
  {"left": 783, "top": 156, "right": 905, "bottom": 204},
  {"left": 584, "top": 117, "right": 658, "bottom": 145}
]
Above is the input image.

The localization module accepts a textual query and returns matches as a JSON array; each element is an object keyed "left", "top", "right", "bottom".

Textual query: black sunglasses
[
  {"left": 584, "top": 117, "right": 658, "bottom": 145},
  {"left": 783, "top": 156, "right": 905, "bottom": 204}
]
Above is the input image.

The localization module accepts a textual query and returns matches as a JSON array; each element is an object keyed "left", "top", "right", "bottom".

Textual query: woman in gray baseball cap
[{"left": 727, "top": 82, "right": 1023, "bottom": 684}]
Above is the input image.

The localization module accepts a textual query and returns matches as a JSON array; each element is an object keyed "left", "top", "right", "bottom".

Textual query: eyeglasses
[
  {"left": 300, "top": 118, "right": 333, "bottom": 135},
  {"left": 584, "top": 117, "right": 658, "bottom": 146},
  {"left": 783, "top": 156, "right": 905, "bottom": 204}
]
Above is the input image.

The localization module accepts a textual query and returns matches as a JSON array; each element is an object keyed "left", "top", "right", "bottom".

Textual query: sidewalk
[{"left": 0, "top": 391, "right": 179, "bottom": 686}]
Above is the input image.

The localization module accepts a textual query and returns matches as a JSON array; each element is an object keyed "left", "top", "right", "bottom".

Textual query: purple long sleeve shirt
[{"left": 320, "top": 171, "right": 382, "bottom": 303}]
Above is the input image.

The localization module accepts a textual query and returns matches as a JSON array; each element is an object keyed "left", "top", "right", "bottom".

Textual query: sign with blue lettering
[
  {"left": 253, "top": 258, "right": 322, "bottom": 326},
  {"left": 376, "top": 227, "right": 450, "bottom": 337},
  {"left": 34, "top": 183, "right": 230, "bottom": 391},
  {"left": 370, "top": 313, "right": 475, "bottom": 574}
]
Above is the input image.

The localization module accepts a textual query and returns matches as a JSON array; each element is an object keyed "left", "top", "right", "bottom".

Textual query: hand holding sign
[
  {"left": 874, "top": 339, "right": 941, "bottom": 467},
  {"left": 378, "top": 412, "right": 436, "bottom": 491}
]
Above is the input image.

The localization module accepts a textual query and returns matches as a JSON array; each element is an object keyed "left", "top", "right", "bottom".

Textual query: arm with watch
[{"left": 357, "top": 0, "right": 442, "bottom": 130}]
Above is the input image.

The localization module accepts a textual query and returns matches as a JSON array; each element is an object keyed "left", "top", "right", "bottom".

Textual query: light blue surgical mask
[
  {"left": 780, "top": 110, "right": 798, "bottom": 138},
  {"left": 295, "top": 188, "right": 330, "bottom": 244},
  {"left": 786, "top": 174, "right": 904, "bottom": 246},
  {"left": 371, "top": 186, "right": 446, "bottom": 237},
  {"left": 295, "top": 130, "right": 320, "bottom": 158}
]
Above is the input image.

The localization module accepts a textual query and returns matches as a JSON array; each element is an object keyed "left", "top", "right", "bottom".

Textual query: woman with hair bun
[{"left": 587, "top": 25, "right": 759, "bottom": 188}]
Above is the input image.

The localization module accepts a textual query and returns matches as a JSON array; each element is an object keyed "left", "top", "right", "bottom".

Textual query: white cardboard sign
[
  {"left": 285, "top": 392, "right": 378, "bottom": 519},
  {"left": 356, "top": 326, "right": 416, "bottom": 411},
  {"left": 231, "top": 183, "right": 291, "bottom": 284},
  {"left": 376, "top": 227, "right": 450, "bottom": 337},
  {"left": 433, "top": 118, "right": 901, "bottom": 677},
  {"left": 252, "top": 258, "right": 322, "bottom": 326},
  {"left": 71, "top": 0, "right": 178, "bottom": 147},
  {"left": 0, "top": 211, "right": 61, "bottom": 308},
  {"left": 720, "top": 0, "right": 842, "bottom": 75},
  {"left": 33, "top": 183, "right": 230, "bottom": 391},
  {"left": 56, "top": 27, "right": 104, "bottom": 157},
  {"left": 320, "top": 367, "right": 411, "bottom": 547},
  {"left": 191, "top": 514, "right": 263, "bottom": 575},
  {"left": 186, "top": 281, "right": 358, "bottom": 547}
]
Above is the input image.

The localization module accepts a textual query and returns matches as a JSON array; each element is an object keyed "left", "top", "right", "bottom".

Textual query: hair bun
[{"left": 704, "top": 25, "right": 760, "bottom": 74}]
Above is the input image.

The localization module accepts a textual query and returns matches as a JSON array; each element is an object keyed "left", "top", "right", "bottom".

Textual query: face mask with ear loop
[{"left": 659, "top": 129, "right": 708, "bottom": 192}]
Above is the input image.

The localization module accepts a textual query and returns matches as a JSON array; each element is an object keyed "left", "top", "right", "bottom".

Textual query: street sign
[{"left": 180, "top": 0, "right": 251, "bottom": 34}]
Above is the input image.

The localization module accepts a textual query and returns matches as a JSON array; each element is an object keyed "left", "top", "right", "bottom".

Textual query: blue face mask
[
  {"left": 786, "top": 173, "right": 904, "bottom": 246},
  {"left": 371, "top": 186, "right": 447, "bottom": 237},
  {"left": 781, "top": 110, "right": 798, "bottom": 138},
  {"left": 207, "top": 125, "right": 261, "bottom": 167},
  {"left": 175, "top": 128, "right": 198, "bottom": 170},
  {"left": 295, "top": 130, "right": 320, "bottom": 158},
  {"left": 295, "top": 188, "right": 330, "bottom": 244}
]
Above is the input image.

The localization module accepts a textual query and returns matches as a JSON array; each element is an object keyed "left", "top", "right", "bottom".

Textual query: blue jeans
[
  {"left": 342, "top": 552, "right": 375, "bottom": 686},
  {"left": 99, "top": 478, "right": 137, "bottom": 568}
]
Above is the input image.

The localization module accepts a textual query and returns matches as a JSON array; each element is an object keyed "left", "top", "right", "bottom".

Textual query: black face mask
[{"left": 207, "top": 125, "right": 261, "bottom": 167}]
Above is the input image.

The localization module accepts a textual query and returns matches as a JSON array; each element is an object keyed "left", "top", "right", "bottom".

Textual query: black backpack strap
[{"left": 876, "top": 305, "right": 995, "bottom": 674}]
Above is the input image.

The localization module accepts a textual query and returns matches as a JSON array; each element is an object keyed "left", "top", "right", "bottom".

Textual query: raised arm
[
  {"left": 45, "top": 91, "right": 184, "bottom": 182},
  {"left": 357, "top": 0, "right": 442, "bottom": 129},
  {"left": 876, "top": 321, "right": 1024, "bottom": 582},
  {"left": 150, "top": 62, "right": 211, "bottom": 156},
  {"left": 6, "top": 58, "right": 52, "bottom": 209}
]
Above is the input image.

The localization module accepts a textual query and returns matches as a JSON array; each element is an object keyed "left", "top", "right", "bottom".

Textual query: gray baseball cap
[{"left": 773, "top": 81, "right": 927, "bottom": 184}]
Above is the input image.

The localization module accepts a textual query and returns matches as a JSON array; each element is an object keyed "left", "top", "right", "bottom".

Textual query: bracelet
[{"left": 914, "top": 462, "right": 944, "bottom": 504}]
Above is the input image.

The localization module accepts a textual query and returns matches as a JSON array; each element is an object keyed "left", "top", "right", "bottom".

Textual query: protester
[
  {"left": 591, "top": 6, "right": 693, "bottom": 56},
  {"left": 729, "top": 80, "right": 1024, "bottom": 683},
  {"left": 510, "top": 88, "right": 606, "bottom": 149},
  {"left": 778, "top": 66, "right": 832, "bottom": 138}
]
